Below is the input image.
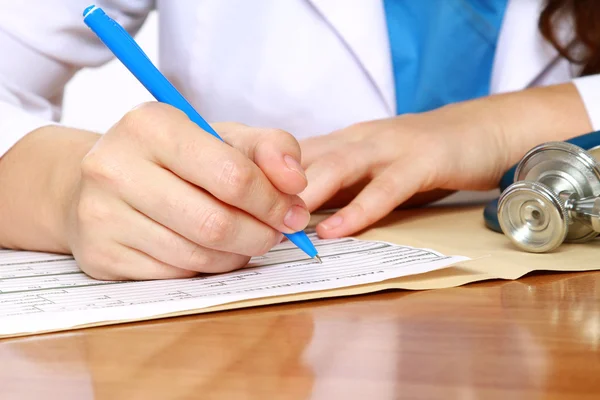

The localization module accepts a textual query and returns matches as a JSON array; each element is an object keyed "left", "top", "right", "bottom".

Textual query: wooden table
[{"left": 2, "top": 270, "right": 600, "bottom": 399}]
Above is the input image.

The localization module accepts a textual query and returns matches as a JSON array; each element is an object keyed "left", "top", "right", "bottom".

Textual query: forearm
[
  {"left": 0, "top": 126, "right": 99, "bottom": 253},
  {"left": 443, "top": 82, "right": 593, "bottom": 170},
  {"left": 494, "top": 82, "right": 591, "bottom": 153}
]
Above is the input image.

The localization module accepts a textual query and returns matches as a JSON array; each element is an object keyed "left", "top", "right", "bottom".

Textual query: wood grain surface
[{"left": 2, "top": 270, "right": 600, "bottom": 399}]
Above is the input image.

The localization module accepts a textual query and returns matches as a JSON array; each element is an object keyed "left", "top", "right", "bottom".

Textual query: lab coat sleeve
[
  {"left": 0, "top": 0, "right": 154, "bottom": 158},
  {"left": 573, "top": 74, "right": 600, "bottom": 131}
]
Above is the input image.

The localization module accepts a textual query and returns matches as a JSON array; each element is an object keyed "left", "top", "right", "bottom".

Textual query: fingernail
[
  {"left": 320, "top": 215, "right": 343, "bottom": 230},
  {"left": 284, "top": 205, "right": 311, "bottom": 232},
  {"left": 284, "top": 155, "right": 306, "bottom": 179}
]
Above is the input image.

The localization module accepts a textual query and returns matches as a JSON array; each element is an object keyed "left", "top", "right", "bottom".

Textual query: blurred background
[{"left": 61, "top": 12, "right": 157, "bottom": 133}]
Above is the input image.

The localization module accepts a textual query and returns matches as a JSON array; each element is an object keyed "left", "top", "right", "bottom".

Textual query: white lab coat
[{"left": 0, "top": 0, "right": 599, "bottom": 158}]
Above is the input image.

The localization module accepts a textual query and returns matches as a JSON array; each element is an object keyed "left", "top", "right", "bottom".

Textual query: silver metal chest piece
[
  {"left": 497, "top": 181, "right": 569, "bottom": 252},
  {"left": 497, "top": 141, "right": 600, "bottom": 252}
]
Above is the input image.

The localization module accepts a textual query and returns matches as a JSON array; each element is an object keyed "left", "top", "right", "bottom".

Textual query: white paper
[{"left": 0, "top": 235, "right": 469, "bottom": 337}]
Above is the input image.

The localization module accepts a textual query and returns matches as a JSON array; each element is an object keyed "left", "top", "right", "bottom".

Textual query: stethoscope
[{"left": 484, "top": 130, "right": 600, "bottom": 252}]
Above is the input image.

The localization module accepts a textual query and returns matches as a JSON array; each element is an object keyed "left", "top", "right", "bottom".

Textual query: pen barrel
[{"left": 83, "top": 6, "right": 223, "bottom": 141}]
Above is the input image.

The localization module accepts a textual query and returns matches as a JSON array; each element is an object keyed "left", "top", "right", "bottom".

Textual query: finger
[
  {"left": 299, "top": 144, "right": 377, "bottom": 212},
  {"left": 100, "top": 104, "right": 310, "bottom": 234},
  {"left": 77, "top": 243, "right": 199, "bottom": 281},
  {"left": 215, "top": 124, "right": 308, "bottom": 195},
  {"left": 316, "top": 178, "right": 371, "bottom": 210},
  {"left": 316, "top": 162, "right": 431, "bottom": 238},
  {"left": 80, "top": 156, "right": 285, "bottom": 256},
  {"left": 115, "top": 204, "right": 250, "bottom": 274}
]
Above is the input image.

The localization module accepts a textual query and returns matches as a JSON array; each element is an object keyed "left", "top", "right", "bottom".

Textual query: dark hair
[{"left": 539, "top": 0, "right": 600, "bottom": 76}]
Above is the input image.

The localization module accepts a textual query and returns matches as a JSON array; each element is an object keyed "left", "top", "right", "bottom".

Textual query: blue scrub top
[{"left": 383, "top": 0, "right": 509, "bottom": 115}]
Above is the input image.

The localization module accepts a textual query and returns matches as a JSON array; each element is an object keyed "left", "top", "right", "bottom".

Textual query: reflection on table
[{"left": 2, "top": 271, "right": 600, "bottom": 399}]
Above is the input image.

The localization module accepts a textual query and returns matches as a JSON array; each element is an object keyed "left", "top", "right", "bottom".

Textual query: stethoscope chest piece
[
  {"left": 498, "top": 181, "right": 569, "bottom": 252},
  {"left": 498, "top": 141, "right": 600, "bottom": 252}
]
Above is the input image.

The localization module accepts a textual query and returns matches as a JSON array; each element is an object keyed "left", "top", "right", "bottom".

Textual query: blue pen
[{"left": 83, "top": 5, "right": 322, "bottom": 263}]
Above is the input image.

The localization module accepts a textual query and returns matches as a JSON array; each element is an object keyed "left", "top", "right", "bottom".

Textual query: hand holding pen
[{"left": 56, "top": 6, "right": 321, "bottom": 281}]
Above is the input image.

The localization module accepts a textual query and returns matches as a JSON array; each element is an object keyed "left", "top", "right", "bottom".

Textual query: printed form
[{"left": 0, "top": 235, "right": 469, "bottom": 337}]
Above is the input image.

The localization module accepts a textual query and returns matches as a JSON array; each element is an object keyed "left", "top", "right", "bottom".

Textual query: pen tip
[{"left": 314, "top": 255, "right": 323, "bottom": 264}]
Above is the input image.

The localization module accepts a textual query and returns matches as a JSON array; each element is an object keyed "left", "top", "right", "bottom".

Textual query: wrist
[
  {"left": 476, "top": 83, "right": 592, "bottom": 167},
  {"left": 50, "top": 130, "right": 100, "bottom": 253},
  {"left": 0, "top": 126, "right": 100, "bottom": 253},
  {"left": 427, "top": 83, "right": 593, "bottom": 176}
]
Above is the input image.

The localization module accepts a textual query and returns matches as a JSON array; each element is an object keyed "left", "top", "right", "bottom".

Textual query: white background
[{"left": 61, "top": 12, "right": 158, "bottom": 132}]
